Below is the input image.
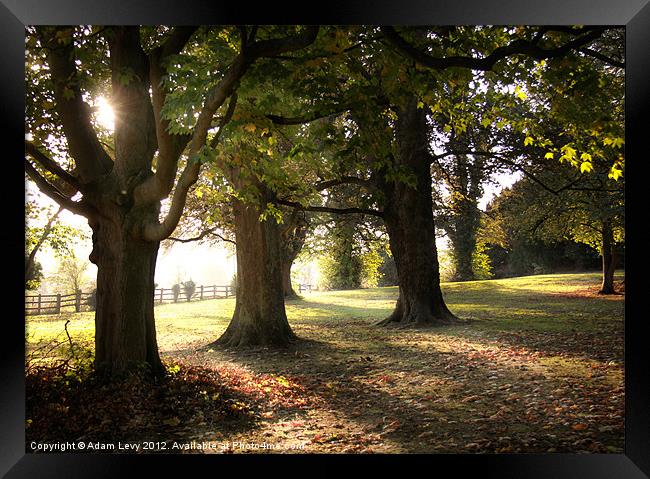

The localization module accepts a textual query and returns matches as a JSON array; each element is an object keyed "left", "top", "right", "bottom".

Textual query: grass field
[{"left": 26, "top": 272, "right": 625, "bottom": 454}]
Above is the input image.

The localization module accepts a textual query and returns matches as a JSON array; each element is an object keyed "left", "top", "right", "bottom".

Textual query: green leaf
[
  {"left": 544, "top": 152, "right": 554, "bottom": 159},
  {"left": 524, "top": 136, "right": 534, "bottom": 146}
]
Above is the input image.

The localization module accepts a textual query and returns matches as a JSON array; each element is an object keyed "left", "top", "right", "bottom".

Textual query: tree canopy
[{"left": 24, "top": 24, "right": 625, "bottom": 375}]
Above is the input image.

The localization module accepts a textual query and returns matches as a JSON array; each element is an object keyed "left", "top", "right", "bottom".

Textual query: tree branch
[
  {"left": 381, "top": 26, "right": 607, "bottom": 72},
  {"left": 314, "top": 176, "right": 374, "bottom": 191},
  {"left": 26, "top": 205, "right": 63, "bottom": 279},
  {"left": 266, "top": 105, "right": 349, "bottom": 125},
  {"left": 25, "top": 141, "right": 81, "bottom": 192},
  {"left": 39, "top": 27, "right": 113, "bottom": 183},
  {"left": 168, "top": 227, "right": 236, "bottom": 245},
  {"left": 25, "top": 159, "right": 94, "bottom": 218},
  {"left": 134, "top": 27, "right": 197, "bottom": 206},
  {"left": 143, "top": 27, "right": 320, "bottom": 242},
  {"left": 276, "top": 198, "right": 384, "bottom": 218},
  {"left": 578, "top": 47, "right": 625, "bottom": 69},
  {"left": 209, "top": 93, "right": 238, "bottom": 149}
]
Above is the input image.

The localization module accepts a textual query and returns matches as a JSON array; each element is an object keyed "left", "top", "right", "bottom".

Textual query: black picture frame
[{"left": 2, "top": 1, "right": 648, "bottom": 477}]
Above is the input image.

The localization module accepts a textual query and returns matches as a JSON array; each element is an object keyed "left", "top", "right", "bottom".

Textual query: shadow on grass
[{"left": 196, "top": 324, "right": 623, "bottom": 453}]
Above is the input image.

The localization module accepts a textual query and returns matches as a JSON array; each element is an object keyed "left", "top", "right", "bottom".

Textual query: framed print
[{"left": 2, "top": 0, "right": 649, "bottom": 477}]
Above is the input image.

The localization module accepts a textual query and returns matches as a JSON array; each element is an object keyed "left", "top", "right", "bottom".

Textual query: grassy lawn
[{"left": 26, "top": 272, "right": 624, "bottom": 454}]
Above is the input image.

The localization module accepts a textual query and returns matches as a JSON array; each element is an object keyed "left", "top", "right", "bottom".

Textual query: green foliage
[
  {"left": 171, "top": 284, "right": 181, "bottom": 303},
  {"left": 25, "top": 258, "right": 44, "bottom": 290},
  {"left": 319, "top": 249, "right": 363, "bottom": 290},
  {"left": 182, "top": 280, "right": 196, "bottom": 302},
  {"left": 360, "top": 248, "right": 383, "bottom": 288},
  {"left": 230, "top": 273, "right": 238, "bottom": 295},
  {"left": 376, "top": 250, "right": 399, "bottom": 287},
  {"left": 316, "top": 215, "right": 387, "bottom": 291},
  {"left": 52, "top": 253, "right": 91, "bottom": 294},
  {"left": 437, "top": 248, "right": 456, "bottom": 283},
  {"left": 471, "top": 241, "right": 494, "bottom": 280},
  {"left": 25, "top": 201, "right": 86, "bottom": 261}
]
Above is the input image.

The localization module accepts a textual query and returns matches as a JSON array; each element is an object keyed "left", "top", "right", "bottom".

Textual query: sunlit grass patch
[
  {"left": 25, "top": 272, "right": 624, "bottom": 454},
  {"left": 26, "top": 272, "right": 624, "bottom": 355}
]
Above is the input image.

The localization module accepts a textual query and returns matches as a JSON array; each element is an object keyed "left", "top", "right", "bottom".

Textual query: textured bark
[
  {"left": 598, "top": 219, "right": 618, "bottom": 294},
  {"left": 29, "top": 26, "right": 318, "bottom": 377},
  {"left": 87, "top": 181, "right": 165, "bottom": 376},
  {"left": 214, "top": 184, "right": 296, "bottom": 347},
  {"left": 281, "top": 262, "right": 298, "bottom": 299},
  {"left": 449, "top": 207, "right": 479, "bottom": 282},
  {"left": 280, "top": 210, "right": 309, "bottom": 298},
  {"left": 441, "top": 132, "right": 484, "bottom": 282},
  {"left": 378, "top": 99, "right": 458, "bottom": 326}
]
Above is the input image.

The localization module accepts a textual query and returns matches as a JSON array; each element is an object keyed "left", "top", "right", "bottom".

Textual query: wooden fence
[
  {"left": 25, "top": 283, "right": 312, "bottom": 316},
  {"left": 153, "top": 284, "right": 235, "bottom": 305},
  {"left": 298, "top": 284, "right": 312, "bottom": 293},
  {"left": 24, "top": 290, "right": 95, "bottom": 316}
]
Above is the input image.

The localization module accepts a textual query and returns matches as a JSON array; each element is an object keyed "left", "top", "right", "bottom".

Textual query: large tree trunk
[
  {"left": 450, "top": 210, "right": 477, "bottom": 282},
  {"left": 89, "top": 193, "right": 165, "bottom": 376},
  {"left": 281, "top": 262, "right": 297, "bottom": 298},
  {"left": 213, "top": 186, "right": 295, "bottom": 347},
  {"left": 443, "top": 132, "right": 484, "bottom": 282},
  {"left": 378, "top": 99, "right": 458, "bottom": 326},
  {"left": 599, "top": 219, "right": 618, "bottom": 294},
  {"left": 280, "top": 210, "right": 309, "bottom": 298}
]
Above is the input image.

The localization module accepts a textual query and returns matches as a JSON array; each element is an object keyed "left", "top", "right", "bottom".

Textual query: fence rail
[
  {"left": 25, "top": 283, "right": 312, "bottom": 316},
  {"left": 24, "top": 291, "right": 95, "bottom": 316}
]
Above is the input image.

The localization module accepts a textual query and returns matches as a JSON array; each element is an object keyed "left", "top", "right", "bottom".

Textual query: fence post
[
  {"left": 56, "top": 294, "right": 61, "bottom": 314},
  {"left": 200, "top": 285, "right": 204, "bottom": 301},
  {"left": 159, "top": 288, "right": 163, "bottom": 304},
  {"left": 212, "top": 285, "right": 216, "bottom": 299},
  {"left": 225, "top": 286, "right": 229, "bottom": 298},
  {"left": 75, "top": 290, "right": 81, "bottom": 312},
  {"left": 37, "top": 294, "right": 42, "bottom": 315}
]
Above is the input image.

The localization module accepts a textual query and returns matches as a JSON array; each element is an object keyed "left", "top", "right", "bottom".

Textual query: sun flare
[{"left": 95, "top": 96, "right": 115, "bottom": 131}]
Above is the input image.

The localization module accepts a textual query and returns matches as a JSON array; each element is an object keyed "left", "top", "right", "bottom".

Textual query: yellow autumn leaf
[
  {"left": 608, "top": 167, "right": 623, "bottom": 180},
  {"left": 580, "top": 161, "right": 593, "bottom": 173},
  {"left": 514, "top": 85, "right": 527, "bottom": 100}
]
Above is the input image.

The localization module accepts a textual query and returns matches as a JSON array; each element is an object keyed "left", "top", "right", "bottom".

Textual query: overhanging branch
[
  {"left": 134, "top": 27, "right": 197, "bottom": 207},
  {"left": 382, "top": 26, "right": 606, "bottom": 72},
  {"left": 25, "top": 159, "right": 94, "bottom": 218},
  {"left": 266, "top": 105, "right": 349, "bottom": 126},
  {"left": 276, "top": 198, "right": 384, "bottom": 218},
  {"left": 25, "top": 141, "right": 81, "bottom": 192},
  {"left": 40, "top": 27, "right": 113, "bottom": 183},
  {"left": 143, "top": 27, "right": 320, "bottom": 242},
  {"left": 168, "top": 227, "right": 236, "bottom": 245}
]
